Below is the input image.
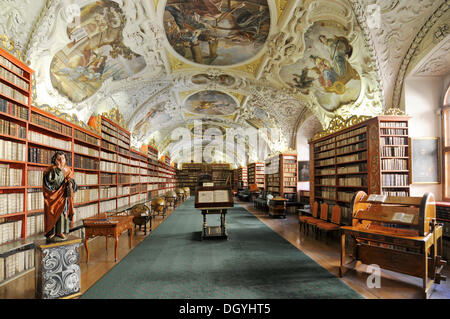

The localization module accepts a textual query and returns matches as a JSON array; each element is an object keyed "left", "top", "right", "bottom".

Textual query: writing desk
[{"left": 82, "top": 215, "right": 134, "bottom": 262}]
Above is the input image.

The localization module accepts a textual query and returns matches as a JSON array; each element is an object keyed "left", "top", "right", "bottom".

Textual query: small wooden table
[{"left": 82, "top": 215, "right": 134, "bottom": 262}]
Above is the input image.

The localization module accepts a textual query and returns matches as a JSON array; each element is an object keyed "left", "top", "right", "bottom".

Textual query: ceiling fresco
[
  {"left": 50, "top": 0, "right": 146, "bottom": 102},
  {"left": 163, "top": 0, "right": 271, "bottom": 66},
  {"left": 183, "top": 90, "right": 238, "bottom": 116},
  {"left": 279, "top": 20, "right": 361, "bottom": 112},
  {"left": 2, "top": 0, "right": 446, "bottom": 166}
]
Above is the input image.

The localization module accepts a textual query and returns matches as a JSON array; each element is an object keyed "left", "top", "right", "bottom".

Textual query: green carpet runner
[{"left": 81, "top": 198, "right": 362, "bottom": 299}]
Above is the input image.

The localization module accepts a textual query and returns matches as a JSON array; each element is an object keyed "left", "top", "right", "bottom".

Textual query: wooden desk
[
  {"left": 82, "top": 215, "right": 134, "bottom": 262},
  {"left": 269, "top": 198, "right": 287, "bottom": 218}
]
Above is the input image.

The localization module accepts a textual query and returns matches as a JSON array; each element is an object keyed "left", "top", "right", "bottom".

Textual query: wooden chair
[
  {"left": 299, "top": 201, "right": 318, "bottom": 235},
  {"left": 306, "top": 202, "right": 328, "bottom": 238},
  {"left": 130, "top": 204, "right": 152, "bottom": 235},
  {"left": 316, "top": 205, "right": 341, "bottom": 244}
]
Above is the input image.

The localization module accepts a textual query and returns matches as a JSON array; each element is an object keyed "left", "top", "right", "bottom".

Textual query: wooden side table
[{"left": 82, "top": 215, "right": 134, "bottom": 262}]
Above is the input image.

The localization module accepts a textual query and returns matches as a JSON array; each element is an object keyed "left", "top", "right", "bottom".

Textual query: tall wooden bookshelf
[
  {"left": 238, "top": 166, "right": 248, "bottom": 188},
  {"left": 265, "top": 153, "right": 298, "bottom": 198},
  {"left": 247, "top": 162, "right": 265, "bottom": 189},
  {"left": 309, "top": 115, "right": 411, "bottom": 225},
  {"left": 0, "top": 47, "right": 34, "bottom": 284}
]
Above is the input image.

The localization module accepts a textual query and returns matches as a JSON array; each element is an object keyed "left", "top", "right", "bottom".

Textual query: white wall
[{"left": 404, "top": 76, "right": 446, "bottom": 200}]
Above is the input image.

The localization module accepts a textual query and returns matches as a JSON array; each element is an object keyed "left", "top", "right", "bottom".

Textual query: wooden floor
[{"left": 1, "top": 198, "right": 449, "bottom": 299}]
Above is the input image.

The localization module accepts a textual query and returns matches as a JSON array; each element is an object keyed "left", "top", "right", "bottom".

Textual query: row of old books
[
  {"left": 315, "top": 187, "right": 336, "bottom": 200},
  {"left": 336, "top": 127, "right": 366, "bottom": 143},
  {"left": 383, "top": 190, "right": 409, "bottom": 196},
  {"left": 74, "top": 129, "right": 100, "bottom": 146},
  {"left": 381, "top": 158, "right": 408, "bottom": 170},
  {"left": 100, "top": 186, "right": 116, "bottom": 199},
  {"left": 26, "top": 213, "right": 44, "bottom": 236},
  {"left": 0, "top": 193, "right": 24, "bottom": 215},
  {"left": 381, "top": 146, "right": 407, "bottom": 157},
  {"left": 0, "top": 139, "right": 26, "bottom": 161},
  {"left": 337, "top": 191, "right": 355, "bottom": 203},
  {"left": 336, "top": 151, "right": 366, "bottom": 164},
  {"left": 73, "top": 203, "right": 98, "bottom": 222},
  {"left": 336, "top": 141, "right": 366, "bottom": 155},
  {"left": 338, "top": 176, "right": 367, "bottom": 187},
  {"left": 130, "top": 194, "right": 141, "bottom": 205},
  {"left": 74, "top": 171, "right": 98, "bottom": 185},
  {"left": 27, "top": 168, "right": 45, "bottom": 186},
  {"left": 0, "top": 249, "right": 34, "bottom": 281},
  {"left": 0, "top": 164, "right": 22, "bottom": 186},
  {"left": 74, "top": 187, "right": 99, "bottom": 204},
  {"left": 28, "top": 130, "right": 71, "bottom": 151},
  {"left": 27, "top": 190, "right": 44, "bottom": 211},
  {"left": 0, "top": 66, "right": 29, "bottom": 91},
  {"left": 100, "top": 160, "right": 117, "bottom": 173},
  {"left": 28, "top": 147, "right": 72, "bottom": 165},
  {"left": 380, "top": 136, "right": 408, "bottom": 146},
  {"left": 336, "top": 132, "right": 366, "bottom": 147},
  {"left": 316, "top": 177, "right": 335, "bottom": 186},
  {"left": 0, "top": 96, "right": 28, "bottom": 120},
  {"left": 74, "top": 154, "right": 98, "bottom": 170},
  {"left": 100, "top": 172, "right": 115, "bottom": 184},
  {"left": 75, "top": 143, "right": 99, "bottom": 158},
  {"left": 0, "top": 118, "right": 26, "bottom": 139},
  {"left": 382, "top": 173, "right": 409, "bottom": 186},
  {"left": 118, "top": 164, "right": 139, "bottom": 174},
  {"left": 101, "top": 150, "right": 117, "bottom": 162},
  {"left": 315, "top": 149, "right": 335, "bottom": 159},
  {"left": 30, "top": 112, "right": 72, "bottom": 136},
  {"left": 337, "top": 163, "right": 367, "bottom": 174},
  {"left": 101, "top": 139, "right": 117, "bottom": 152},
  {"left": 380, "top": 128, "right": 408, "bottom": 135},
  {"left": 100, "top": 199, "right": 116, "bottom": 213},
  {"left": 0, "top": 220, "right": 21, "bottom": 244},
  {"left": 0, "top": 82, "right": 28, "bottom": 105},
  {"left": 118, "top": 196, "right": 129, "bottom": 208},
  {"left": 0, "top": 55, "right": 26, "bottom": 77}
]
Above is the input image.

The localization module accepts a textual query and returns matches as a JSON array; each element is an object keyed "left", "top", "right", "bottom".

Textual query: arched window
[{"left": 442, "top": 84, "right": 450, "bottom": 200}]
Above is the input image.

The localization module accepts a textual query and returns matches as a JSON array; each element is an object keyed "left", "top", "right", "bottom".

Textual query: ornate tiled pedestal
[{"left": 35, "top": 236, "right": 82, "bottom": 299}]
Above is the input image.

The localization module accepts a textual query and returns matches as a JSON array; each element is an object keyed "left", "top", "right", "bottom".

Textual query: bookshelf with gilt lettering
[
  {"left": 265, "top": 153, "right": 298, "bottom": 198},
  {"left": 232, "top": 168, "right": 239, "bottom": 192},
  {"left": 309, "top": 115, "right": 411, "bottom": 226},
  {"left": 247, "top": 162, "right": 265, "bottom": 189}
]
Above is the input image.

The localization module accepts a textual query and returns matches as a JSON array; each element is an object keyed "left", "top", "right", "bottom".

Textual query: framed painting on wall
[
  {"left": 298, "top": 161, "right": 310, "bottom": 182},
  {"left": 411, "top": 137, "right": 440, "bottom": 184}
]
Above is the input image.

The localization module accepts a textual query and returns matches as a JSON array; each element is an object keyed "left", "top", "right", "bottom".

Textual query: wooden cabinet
[{"left": 309, "top": 116, "right": 411, "bottom": 225}]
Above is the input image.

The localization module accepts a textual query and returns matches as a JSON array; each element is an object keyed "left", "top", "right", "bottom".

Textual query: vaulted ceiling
[{"left": 0, "top": 0, "right": 447, "bottom": 166}]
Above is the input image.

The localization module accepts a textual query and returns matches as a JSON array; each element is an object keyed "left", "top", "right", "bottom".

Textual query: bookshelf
[
  {"left": 237, "top": 166, "right": 248, "bottom": 188},
  {"left": 247, "top": 162, "right": 265, "bottom": 189},
  {"left": 265, "top": 153, "right": 298, "bottom": 198},
  {"left": 309, "top": 115, "right": 411, "bottom": 225},
  {"left": 176, "top": 163, "right": 232, "bottom": 193},
  {"left": 0, "top": 47, "right": 34, "bottom": 285}
]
